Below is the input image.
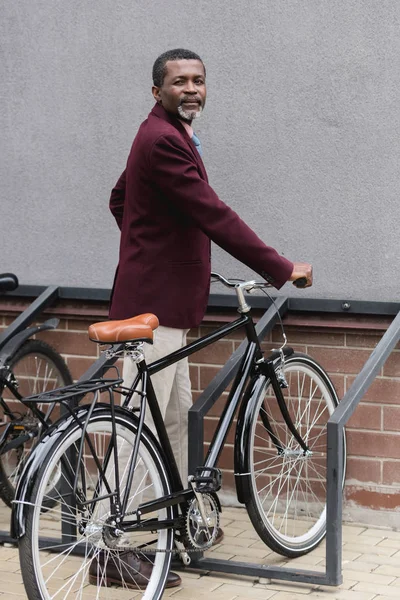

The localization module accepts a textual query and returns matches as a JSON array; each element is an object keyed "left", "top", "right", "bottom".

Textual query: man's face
[{"left": 152, "top": 59, "right": 206, "bottom": 122}]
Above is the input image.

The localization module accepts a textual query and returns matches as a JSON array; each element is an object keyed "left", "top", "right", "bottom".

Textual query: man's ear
[{"left": 152, "top": 86, "right": 162, "bottom": 104}]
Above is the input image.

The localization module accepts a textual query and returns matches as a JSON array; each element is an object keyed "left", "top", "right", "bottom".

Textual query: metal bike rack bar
[
  {"left": 325, "top": 309, "right": 400, "bottom": 585},
  {"left": 0, "top": 286, "right": 61, "bottom": 543},
  {"left": 2, "top": 289, "right": 399, "bottom": 589},
  {"left": 187, "top": 308, "right": 400, "bottom": 586},
  {"left": 0, "top": 285, "right": 60, "bottom": 350},
  {"left": 188, "top": 296, "right": 289, "bottom": 476}
]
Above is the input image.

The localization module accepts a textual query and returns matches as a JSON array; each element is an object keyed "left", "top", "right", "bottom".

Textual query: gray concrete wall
[{"left": 1, "top": 0, "right": 399, "bottom": 302}]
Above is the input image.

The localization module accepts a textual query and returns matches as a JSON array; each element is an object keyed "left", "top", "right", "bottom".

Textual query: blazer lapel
[{"left": 151, "top": 103, "right": 208, "bottom": 182}]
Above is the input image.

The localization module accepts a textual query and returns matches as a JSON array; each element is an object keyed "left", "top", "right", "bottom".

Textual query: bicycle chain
[
  {"left": 104, "top": 545, "right": 201, "bottom": 554},
  {"left": 101, "top": 492, "right": 219, "bottom": 556}
]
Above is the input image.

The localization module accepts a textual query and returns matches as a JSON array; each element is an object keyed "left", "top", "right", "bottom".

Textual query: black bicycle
[
  {"left": 0, "top": 273, "right": 72, "bottom": 506},
  {"left": 13, "top": 273, "right": 346, "bottom": 600}
]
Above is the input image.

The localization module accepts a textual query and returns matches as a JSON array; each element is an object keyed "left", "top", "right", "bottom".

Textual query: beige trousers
[
  {"left": 96, "top": 327, "right": 191, "bottom": 525},
  {"left": 122, "top": 326, "right": 192, "bottom": 482}
]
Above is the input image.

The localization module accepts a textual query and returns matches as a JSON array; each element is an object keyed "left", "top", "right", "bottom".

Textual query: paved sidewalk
[{"left": 0, "top": 504, "right": 399, "bottom": 599}]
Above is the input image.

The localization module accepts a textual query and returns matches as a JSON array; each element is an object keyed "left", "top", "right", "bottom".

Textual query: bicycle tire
[
  {"left": 244, "top": 352, "right": 346, "bottom": 557},
  {"left": 0, "top": 338, "right": 72, "bottom": 506},
  {"left": 19, "top": 406, "right": 173, "bottom": 600}
]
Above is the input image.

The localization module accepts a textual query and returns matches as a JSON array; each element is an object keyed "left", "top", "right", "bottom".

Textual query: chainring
[{"left": 185, "top": 492, "right": 220, "bottom": 550}]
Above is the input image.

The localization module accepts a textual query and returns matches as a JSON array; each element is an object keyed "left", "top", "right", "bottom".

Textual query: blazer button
[{"left": 261, "top": 271, "right": 274, "bottom": 284}]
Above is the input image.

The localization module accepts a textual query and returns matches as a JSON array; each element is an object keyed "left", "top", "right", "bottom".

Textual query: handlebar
[
  {"left": 210, "top": 272, "right": 272, "bottom": 292},
  {"left": 210, "top": 271, "right": 308, "bottom": 291}
]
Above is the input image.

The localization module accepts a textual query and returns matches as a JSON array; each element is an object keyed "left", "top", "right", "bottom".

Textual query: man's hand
[{"left": 289, "top": 262, "right": 313, "bottom": 288}]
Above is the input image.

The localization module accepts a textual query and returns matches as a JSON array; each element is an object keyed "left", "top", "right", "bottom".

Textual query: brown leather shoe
[
  {"left": 212, "top": 527, "right": 224, "bottom": 546},
  {"left": 88, "top": 550, "right": 181, "bottom": 590}
]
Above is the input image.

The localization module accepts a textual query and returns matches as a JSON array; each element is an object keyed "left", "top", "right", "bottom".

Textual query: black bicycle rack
[{"left": 187, "top": 299, "right": 400, "bottom": 586}]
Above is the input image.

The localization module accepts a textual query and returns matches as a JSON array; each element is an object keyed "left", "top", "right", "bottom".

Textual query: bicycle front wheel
[
  {"left": 245, "top": 353, "right": 346, "bottom": 557},
  {"left": 0, "top": 338, "right": 72, "bottom": 506},
  {"left": 19, "top": 407, "right": 173, "bottom": 600}
]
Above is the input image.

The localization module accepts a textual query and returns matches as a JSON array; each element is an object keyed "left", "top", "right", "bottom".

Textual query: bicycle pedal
[{"left": 191, "top": 467, "right": 222, "bottom": 493}]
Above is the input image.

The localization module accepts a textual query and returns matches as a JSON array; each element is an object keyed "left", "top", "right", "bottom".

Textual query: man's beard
[{"left": 177, "top": 104, "right": 203, "bottom": 122}]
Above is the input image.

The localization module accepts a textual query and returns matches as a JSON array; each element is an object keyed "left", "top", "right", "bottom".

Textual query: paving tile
[
  {"left": 310, "top": 592, "right": 376, "bottom": 600},
  {"left": 255, "top": 581, "right": 319, "bottom": 594},
  {"left": 217, "top": 583, "right": 277, "bottom": 598},
  {"left": 222, "top": 535, "right": 260, "bottom": 548},
  {"left": 211, "top": 544, "right": 270, "bottom": 560},
  {"left": 188, "top": 572, "right": 256, "bottom": 587},
  {"left": 263, "top": 595, "right": 313, "bottom": 600},
  {"left": 342, "top": 525, "right": 368, "bottom": 535},
  {"left": 0, "top": 573, "right": 23, "bottom": 584},
  {"left": 1, "top": 504, "right": 400, "bottom": 600},
  {"left": 340, "top": 534, "right": 384, "bottom": 546},
  {"left": 352, "top": 582, "right": 400, "bottom": 597},
  {"left": 336, "top": 569, "right": 395, "bottom": 585},
  {"left": 358, "top": 527, "right": 397, "bottom": 538},
  {"left": 236, "top": 529, "right": 260, "bottom": 540},
  {"left": 342, "top": 543, "right": 396, "bottom": 557},
  {"left": 374, "top": 564, "right": 400, "bottom": 577},
  {"left": 315, "top": 579, "right": 360, "bottom": 592},
  {"left": 284, "top": 555, "right": 325, "bottom": 568},
  {"left": 223, "top": 526, "right": 248, "bottom": 537},
  {"left": 0, "top": 581, "right": 28, "bottom": 596},
  {"left": 169, "top": 591, "right": 235, "bottom": 600},
  {"left": 221, "top": 508, "right": 252, "bottom": 522},
  {"left": 204, "top": 550, "right": 237, "bottom": 561},
  {"left": 317, "top": 549, "right": 363, "bottom": 568},
  {"left": 376, "top": 537, "right": 400, "bottom": 549},
  {"left": 342, "top": 559, "right": 380, "bottom": 573}
]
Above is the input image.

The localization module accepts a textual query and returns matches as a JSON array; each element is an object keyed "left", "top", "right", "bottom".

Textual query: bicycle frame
[{"left": 111, "top": 310, "right": 264, "bottom": 523}]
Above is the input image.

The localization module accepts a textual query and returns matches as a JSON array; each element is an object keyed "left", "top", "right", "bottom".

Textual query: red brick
[
  {"left": 187, "top": 327, "right": 199, "bottom": 340},
  {"left": 331, "top": 374, "right": 345, "bottom": 399},
  {"left": 346, "top": 431, "right": 400, "bottom": 459},
  {"left": 204, "top": 416, "right": 236, "bottom": 445},
  {"left": 207, "top": 392, "right": 230, "bottom": 417},
  {"left": 191, "top": 391, "right": 201, "bottom": 405},
  {"left": 273, "top": 328, "right": 345, "bottom": 347},
  {"left": 189, "top": 364, "right": 199, "bottom": 390},
  {"left": 37, "top": 330, "right": 98, "bottom": 358},
  {"left": 383, "top": 351, "right": 400, "bottom": 377},
  {"left": 346, "top": 486, "right": 400, "bottom": 510},
  {"left": 346, "top": 376, "right": 400, "bottom": 405},
  {"left": 67, "top": 318, "right": 94, "bottom": 331},
  {"left": 382, "top": 460, "right": 400, "bottom": 485},
  {"left": 347, "top": 403, "right": 381, "bottom": 431},
  {"left": 383, "top": 406, "right": 400, "bottom": 432},
  {"left": 199, "top": 325, "right": 248, "bottom": 342},
  {"left": 191, "top": 339, "right": 234, "bottom": 365},
  {"left": 346, "top": 333, "right": 382, "bottom": 349},
  {"left": 308, "top": 347, "right": 374, "bottom": 375},
  {"left": 199, "top": 365, "right": 233, "bottom": 391},
  {"left": 346, "top": 457, "right": 381, "bottom": 484}
]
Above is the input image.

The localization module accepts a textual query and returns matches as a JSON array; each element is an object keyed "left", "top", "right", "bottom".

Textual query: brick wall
[{"left": 1, "top": 297, "right": 399, "bottom": 525}]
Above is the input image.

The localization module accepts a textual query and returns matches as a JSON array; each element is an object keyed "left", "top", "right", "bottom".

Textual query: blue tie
[{"left": 191, "top": 132, "right": 203, "bottom": 157}]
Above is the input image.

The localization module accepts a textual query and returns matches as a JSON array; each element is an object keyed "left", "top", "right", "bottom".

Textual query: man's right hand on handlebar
[{"left": 289, "top": 262, "right": 313, "bottom": 288}]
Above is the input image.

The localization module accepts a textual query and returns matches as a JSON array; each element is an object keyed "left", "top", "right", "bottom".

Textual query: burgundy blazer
[{"left": 109, "top": 103, "right": 293, "bottom": 328}]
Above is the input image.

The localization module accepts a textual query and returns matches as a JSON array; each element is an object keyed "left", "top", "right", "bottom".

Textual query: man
[{"left": 95, "top": 48, "right": 312, "bottom": 590}]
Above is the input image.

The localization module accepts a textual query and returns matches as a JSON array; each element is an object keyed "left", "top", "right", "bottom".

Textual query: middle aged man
[{"left": 90, "top": 48, "right": 312, "bottom": 591}]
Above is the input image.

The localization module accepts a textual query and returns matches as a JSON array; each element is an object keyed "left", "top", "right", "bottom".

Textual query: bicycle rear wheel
[
  {"left": 245, "top": 353, "right": 346, "bottom": 557},
  {"left": 0, "top": 338, "right": 72, "bottom": 506},
  {"left": 19, "top": 407, "right": 173, "bottom": 600}
]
